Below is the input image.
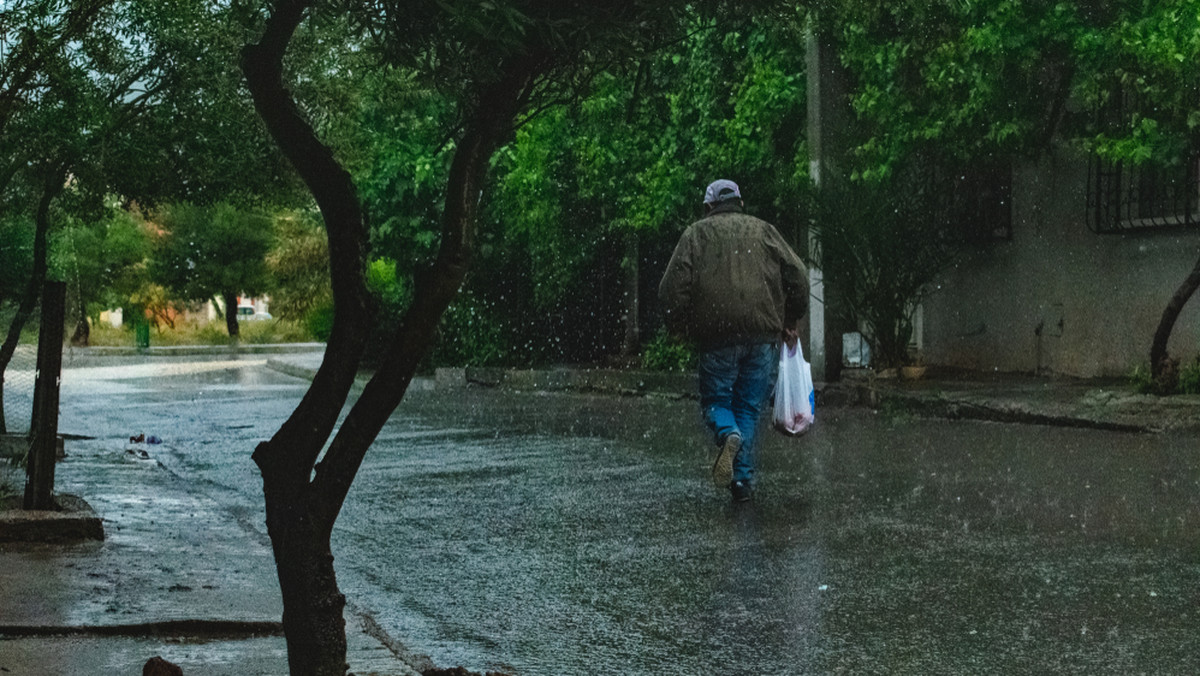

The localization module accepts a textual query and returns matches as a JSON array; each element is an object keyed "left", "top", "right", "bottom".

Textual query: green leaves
[
  {"left": 150, "top": 202, "right": 275, "bottom": 304},
  {"left": 835, "top": 0, "right": 1200, "bottom": 178},
  {"left": 266, "top": 212, "right": 331, "bottom": 321}
]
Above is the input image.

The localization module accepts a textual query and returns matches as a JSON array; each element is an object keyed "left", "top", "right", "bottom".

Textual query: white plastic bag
[{"left": 773, "top": 340, "right": 815, "bottom": 436}]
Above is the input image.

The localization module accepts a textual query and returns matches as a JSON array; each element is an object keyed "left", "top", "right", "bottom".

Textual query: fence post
[{"left": 24, "top": 281, "right": 65, "bottom": 510}]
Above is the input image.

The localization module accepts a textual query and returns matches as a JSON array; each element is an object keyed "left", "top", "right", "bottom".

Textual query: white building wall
[{"left": 924, "top": 148, "right": 1200, "bottom": 378}]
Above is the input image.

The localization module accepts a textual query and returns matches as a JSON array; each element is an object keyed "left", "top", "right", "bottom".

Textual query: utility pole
[{"left": 806, "top": 21, "right": 851, "bottom": 382}]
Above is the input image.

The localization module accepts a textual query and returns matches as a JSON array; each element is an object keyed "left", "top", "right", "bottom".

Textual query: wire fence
[{"left": 3, "top": 337, "right": 38, "bottom": 437}]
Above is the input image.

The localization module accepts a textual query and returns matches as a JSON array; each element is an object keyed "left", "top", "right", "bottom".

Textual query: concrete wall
[{"left": 923, "top": 148, "right": 1200, "bottom": 378}]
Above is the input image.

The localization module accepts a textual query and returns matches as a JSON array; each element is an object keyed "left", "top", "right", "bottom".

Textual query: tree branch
[
  {"left": 242, "top": 0, "right": 372, "bottom": 483},
  {"left": 0, "top": 0, "right": 112, "bottom": 134},
  {"left": 1150, "top": 251, "right": 1200, "bottom": 382},
  {"left": 309, "top": 54, "right": 545, "bottom": 533}
]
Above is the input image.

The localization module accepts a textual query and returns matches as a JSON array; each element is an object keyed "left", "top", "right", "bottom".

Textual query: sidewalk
[
  {"left": 367, "top": 359, "right": 1200, "bottom": 435},
  {"left": 265, "top": 353, "right": 1200, "bottom": 433},
  {"left": 832, "top": 368, "right": 1200, "bottom": 434},
  {"left": 0, "top": 435, "right": 420, "bottom": 676}
]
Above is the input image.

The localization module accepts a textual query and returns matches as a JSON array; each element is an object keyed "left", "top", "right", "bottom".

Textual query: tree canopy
[
  {"left": 149, "top": 202, "right": 274, "bottom": 335},
  {"left": 825, "top": 0, "right": 1200, "bottom": 180}
]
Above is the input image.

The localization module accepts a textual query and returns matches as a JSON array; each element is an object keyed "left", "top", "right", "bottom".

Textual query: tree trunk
[
  {"left": 244, "top": 4, "right": 543, "bottom": 673},
  {"left": 618, "top": 63, "right": 647, "bottom": 359},
  {"left": 0, "top": 167, "right": 65, "bottom": 434},
  {"left": 620, "top": 231, "right": 640, "bottom": 357},
  {"left": 70, "top": 291, "right": 90, "bottom": 347},
  {"left": 244, "top": 3, "right": 369, "bottom": 672},
  {"left": 259, "top": 470, "right": 349, "bottom": 675},
  {"left": 1149, "top": 251, "right": 1200, "bottom": 387},
  {"left": 224, "top": 291, "right": 240, "bottom": 337},
  {"left": 71, "top": 318, "right": 90, "bottom": 347}
]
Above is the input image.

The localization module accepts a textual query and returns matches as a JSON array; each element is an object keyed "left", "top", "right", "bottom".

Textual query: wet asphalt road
[{"left": 40, "top": 357, "right": 1200, "bottom": 674}]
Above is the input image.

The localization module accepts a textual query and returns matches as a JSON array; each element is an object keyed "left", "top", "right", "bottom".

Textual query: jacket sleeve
[
  {"left": 658, "top": 229, "right": 694, "bottom": 338},
  {"left": 766, "top": 225, "right": 809, "bottom": 325}
]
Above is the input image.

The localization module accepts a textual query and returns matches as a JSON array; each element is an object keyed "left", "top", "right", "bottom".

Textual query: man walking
[{"left": 658, "top": 179, "right": 808, "bottom": 502}]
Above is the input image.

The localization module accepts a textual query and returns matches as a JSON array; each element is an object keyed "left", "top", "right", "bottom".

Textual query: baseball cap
[{"left": 703, "top": 179, "right": 742, "bottom": 205}]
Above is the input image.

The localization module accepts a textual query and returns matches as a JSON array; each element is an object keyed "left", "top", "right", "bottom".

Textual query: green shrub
[
  {"left": 238, "top": 320, "right": 313, "bottom": 344},
  {"left": 305, "top": 303, "right": 335, "bottom": 342},
  {"left": 1179, "top": 356, "right": 1200, "bottom": 395},
  {"left": 1129, "top": 364, "right": 1154, "bottom": 394},
  {"left": 85, "top": 322, "right": 132, "bottom": 347},
  {"left": 192, "top": 322, "right": 233, "bottom": 344},
  {"left": 641, "top": 329, "right": 696, "bottom": 372},
  {"left": 1130, "top": 356, "right": 1200, "bottom": 396},
  {"left": 430, "top": 290, "right": 509, "bottom": 367}
]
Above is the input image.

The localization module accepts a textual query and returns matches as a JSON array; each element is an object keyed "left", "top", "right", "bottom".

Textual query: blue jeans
[{"left": 698, "top": 342, "right": 778, "bottom": 484}]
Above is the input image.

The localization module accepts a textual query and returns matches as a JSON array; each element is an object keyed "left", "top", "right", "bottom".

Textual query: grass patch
[{"left": 86, "top": 318, "right": 316, "bottom": 347}]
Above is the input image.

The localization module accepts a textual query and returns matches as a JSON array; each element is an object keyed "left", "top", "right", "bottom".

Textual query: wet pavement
[
  {"left": 339, "top": 385, "right": 1200, "bottom": 675},
  {"left": 1, "top": 353, "right": 413, "bottom": 675},
  {"left": 2, "top": 350, "right": 1199, "bottom": 674}
]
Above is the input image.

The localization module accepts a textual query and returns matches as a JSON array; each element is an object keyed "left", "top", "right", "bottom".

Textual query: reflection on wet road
[{"left": 55, "top": 358, "right": 1200, "bottom": 675}]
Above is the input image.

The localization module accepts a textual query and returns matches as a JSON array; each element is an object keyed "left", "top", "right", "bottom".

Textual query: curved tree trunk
[
  {"left": 243, "top": 3, "right": 541, "bottom": 673},
  {"left": 243, "top": 2, "right": 371, "bottom": 672},
  {"left": 1149, "top": 251, "right": 1200, "bottom": 388},
  {"left": 618, "top": 63, "right": 647, "bottom": 359}
]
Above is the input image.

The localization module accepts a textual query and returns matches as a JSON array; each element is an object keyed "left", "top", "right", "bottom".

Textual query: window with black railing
[{"left": 1088, "top": 153, "right": 1200, "bottom": 233}]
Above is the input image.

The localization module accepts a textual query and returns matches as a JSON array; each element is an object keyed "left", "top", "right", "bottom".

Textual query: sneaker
[
  {"left": 711, "top": 433, "right": 741, "bottom": 487},
  {"left": 729, "top": 479, "right": 752, "bottom": 502}
]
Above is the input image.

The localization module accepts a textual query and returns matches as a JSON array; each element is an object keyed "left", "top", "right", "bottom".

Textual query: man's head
[{"left": 703, "top": 179, "right": 742, "bottom": 212}]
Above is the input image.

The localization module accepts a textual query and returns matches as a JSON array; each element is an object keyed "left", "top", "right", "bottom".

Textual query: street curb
[
  {"left": 270, "top": 361, "right": 1198, "bottom": 433},
  {"left": 454, "top": 366, "right": 699, "bottom": 399},
  {"left": 867, "top": 387, "right": 1151, "bottom": 433},
  {"left": 0, "top": 619, "right": 282, "bottom": 638},
  {"left": 263, "top": 357, "right": 377, "bottom": 392},
  {"left": 264, "top": 357, "right": 325, "bottom": 382},
  {"left": 72, "top": 343, "right": 327, "bottom": 358}
]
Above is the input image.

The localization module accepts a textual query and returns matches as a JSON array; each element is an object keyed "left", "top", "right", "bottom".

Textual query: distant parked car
[{"left": 237, "top": 304, "right": 273, "bottom": 321}]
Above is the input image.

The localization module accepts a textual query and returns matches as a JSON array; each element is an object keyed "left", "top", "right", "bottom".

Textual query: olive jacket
[{"left": 658, "top": 203, "right": 808, "bottom": 349}]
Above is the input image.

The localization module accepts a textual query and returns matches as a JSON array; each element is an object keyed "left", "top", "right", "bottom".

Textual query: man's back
[{"left": 659, "top": 203, "right": 807, "bottom": 349}]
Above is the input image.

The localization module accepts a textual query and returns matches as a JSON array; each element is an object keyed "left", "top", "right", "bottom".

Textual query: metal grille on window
[{"left": 1088, "top": 154, "right": 1200, "bottom": 233}]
